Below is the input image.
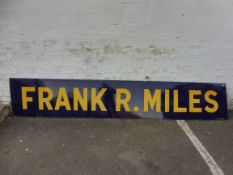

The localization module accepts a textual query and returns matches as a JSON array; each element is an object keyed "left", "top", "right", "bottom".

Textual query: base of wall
[{"left": 0, "top": 103, "right": 12, "bottom": 124}]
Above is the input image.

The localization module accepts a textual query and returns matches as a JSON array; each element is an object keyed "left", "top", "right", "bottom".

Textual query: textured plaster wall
[{"left": 0, "top": 0, "right": 233, "bottom": 108}]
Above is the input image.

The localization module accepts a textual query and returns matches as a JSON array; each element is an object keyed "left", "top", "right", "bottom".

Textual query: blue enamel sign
[{"left": 10, "top": 78, "right": 228, "bottom": 119}]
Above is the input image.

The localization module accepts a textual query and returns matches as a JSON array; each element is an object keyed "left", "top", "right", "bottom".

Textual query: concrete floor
[{"left": 0, "top": 113, "right": 232, "bottom": 175}]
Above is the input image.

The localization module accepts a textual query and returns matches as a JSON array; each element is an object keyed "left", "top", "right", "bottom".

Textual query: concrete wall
[{"left": 0, "top": 0, "right": 233, "bottom": 109}]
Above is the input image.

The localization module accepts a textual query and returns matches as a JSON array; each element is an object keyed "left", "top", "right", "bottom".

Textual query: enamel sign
[{"left": 10, "top": 78, "right": 228, "bottom": 119}]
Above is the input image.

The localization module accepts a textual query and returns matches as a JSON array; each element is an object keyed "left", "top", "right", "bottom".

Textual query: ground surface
[{"left": 0, "top": 112, "right": 232, "bottom": 175}]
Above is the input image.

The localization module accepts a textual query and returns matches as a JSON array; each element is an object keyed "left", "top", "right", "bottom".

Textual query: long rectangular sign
[{"left": 10, "top": 78, "right": 228, "bottom": 119}]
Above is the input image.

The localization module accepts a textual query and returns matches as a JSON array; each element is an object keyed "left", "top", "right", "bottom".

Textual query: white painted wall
[{"left": 0, "top": 0, "right": 233, "bottom": 109}]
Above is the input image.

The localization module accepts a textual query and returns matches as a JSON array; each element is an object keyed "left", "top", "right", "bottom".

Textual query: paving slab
[
  {"left": 187, "top": 111, "right": 233, "bottom": 175},
  {"left": 0, "top": 118, "right": 210, "bottom": 175}
]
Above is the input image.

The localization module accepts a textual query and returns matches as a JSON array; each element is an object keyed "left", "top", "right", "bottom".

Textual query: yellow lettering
[
  {"left": 165, "top": 89, "right": 170, "bottom": 112},
  {"left": 144, "top": 89, "right": 161, "bottom": 112},
  {"left": 189, "top": 90, "right": 202, "bottom": 112},
  {"left": 174, "top": 90, "right": 187, "bottom": 112},
  {"left": 73, "top": 88, "right": 88, "bottom": 111},
  {"left": 116, "top": 88, "right": 131, "bottom": 112},
  {"left": 204, "top": 90, "right": 219, "bottom": 113},
  {"left": 21, "top": 87, "right": 35, "bottom": 110},
  {"left": 55, "top": 87, "right": 71, "bottom": 111},
  {"left": 91, "top": 88, "right": 107, "bottom": 111},
  {"left": 38, "top": 87, "right": 53, "bottom": 110}
]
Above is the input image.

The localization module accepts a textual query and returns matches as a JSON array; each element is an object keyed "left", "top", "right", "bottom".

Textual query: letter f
[{"left": 21, "top": 87, "right": 35, "bottom": 110}]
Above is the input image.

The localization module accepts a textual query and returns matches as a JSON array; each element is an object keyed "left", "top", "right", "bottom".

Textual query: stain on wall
[{"left": 0, "top": 0, "right": 233, "bottom": 109}]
